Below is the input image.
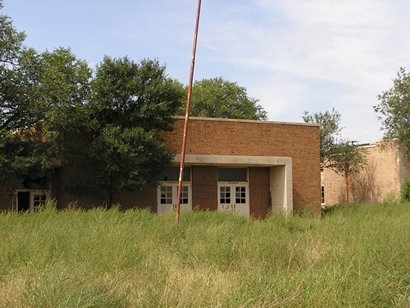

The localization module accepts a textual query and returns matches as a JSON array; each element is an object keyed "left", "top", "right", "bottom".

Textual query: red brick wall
[
  {"left": 163, "top": 118, "right": 321, "bottom": 215},
  {"left": 54, "top": 166, "right": 106, "bottom": 209},
  {"left": 249, "top": 167, "right": 270, "bottom": 218},
  {"left": 0, "top": 185, "right": 12, "bottom": 210},
  {"left": 192, "top": 166, "right": 218, "bottom": 211},
  {"left": 114, "top": 187, "right": 157, "bottom": 212}
]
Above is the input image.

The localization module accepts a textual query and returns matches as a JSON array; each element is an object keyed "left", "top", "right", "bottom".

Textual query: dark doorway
[{"left": 17, "top": 191, "right": 30, "bottom": 212}]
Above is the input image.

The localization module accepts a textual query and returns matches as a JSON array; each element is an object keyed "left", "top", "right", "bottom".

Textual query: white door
[
  {"left": 13, "top": 190, "right": 50, "bottom": 211},
  {"left": 218, "top": 183, "right": 249, "bottom": 216},
  {"left": 157, "top": 183, "right": 191, "bottom": 214}
]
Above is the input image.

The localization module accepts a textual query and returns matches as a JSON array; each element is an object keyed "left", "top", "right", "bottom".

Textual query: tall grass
[{"left": 0, "top": 203, "right": 409, "bottom": 307}]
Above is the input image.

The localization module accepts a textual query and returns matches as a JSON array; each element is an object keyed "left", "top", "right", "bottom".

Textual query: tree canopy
[
  {"left": 303, "top": 109, "right": 366, "bottom": 202},
  {"left": 374, "top": 67, "right": 410, "bottom": 154},
  {"left": 0, "top": 5, "right": 183, "bottom": 204},
  {"left": 303, "top": 109, "right": 343, "bottom": 169},
  {"left": 77, "top": 57, "right": 183, "bottom": 206},
  {"left": 179, "top": 77, "right": 267, "bottom": 120},
  {"left": 1, "top": 3, "right": 269, "bottom": 207}
]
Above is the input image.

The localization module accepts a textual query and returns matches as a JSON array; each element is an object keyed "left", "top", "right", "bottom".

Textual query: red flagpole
[{"left": 176, "top": 0, "right": 202, "bottom": 223}]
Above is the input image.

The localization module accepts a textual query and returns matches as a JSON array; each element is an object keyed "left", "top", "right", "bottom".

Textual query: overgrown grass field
[{"left": 1, "top": 203, "right": 409, "bottom": 307}]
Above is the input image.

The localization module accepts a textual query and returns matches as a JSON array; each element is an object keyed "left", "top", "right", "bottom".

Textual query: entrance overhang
[{"left": 173, "top": 154, "right": 293, "bottom": 213}]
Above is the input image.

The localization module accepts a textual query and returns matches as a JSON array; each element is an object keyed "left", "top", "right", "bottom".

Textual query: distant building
[
  {"left": 0, "top": 117, "right": 321, "bottom": 217},
  {"left": 322, "top": 140, "right": 410, "bottom": 206}
]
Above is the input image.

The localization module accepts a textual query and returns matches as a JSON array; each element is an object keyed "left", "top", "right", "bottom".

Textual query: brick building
[
  {"left": 0, "top": 117, "right": 321, "bottom": 217},
  {"left": 322, "top": 140, "right": 410, "bottom": 206}
]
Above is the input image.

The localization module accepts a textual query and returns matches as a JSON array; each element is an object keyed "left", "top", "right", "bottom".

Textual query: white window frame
[{"left": 14, "top": 189, "right": 50, "bottom": 212}]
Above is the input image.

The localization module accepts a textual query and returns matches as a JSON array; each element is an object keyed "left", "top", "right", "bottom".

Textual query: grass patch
[{"left": 1, "top": 203, "right": 409, "bottom": 306}]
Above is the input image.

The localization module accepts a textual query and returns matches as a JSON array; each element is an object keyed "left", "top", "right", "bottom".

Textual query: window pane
[
  {"left": 160, "top": 186, "right": 173, "bottom": 204},
  {"left": 218, "top": 168, "right": 247, "bottom": 182},
  {"left": 235, "top": 186, "right": 246, "bottom": 204},
  {"left": 180, "top": 186, "right": 189, "bottom": 204},
  {"left": 162, "top": 167, "right": 190, "bottom": 181},
  {"left": 219, "top": 186, "right": 231, "bottom": 204}
]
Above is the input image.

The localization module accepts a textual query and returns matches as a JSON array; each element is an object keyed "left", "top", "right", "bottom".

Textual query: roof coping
[{"left": 173, "top": 116, "right": 320, "bottom": 127}]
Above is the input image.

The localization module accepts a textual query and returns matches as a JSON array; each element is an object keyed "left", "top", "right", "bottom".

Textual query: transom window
[
  {"left": 162, "top": 167, "right": 190, "bottom": 182},
  {"left": 218, "top": 168, "right": 247, "bottom": 182}
]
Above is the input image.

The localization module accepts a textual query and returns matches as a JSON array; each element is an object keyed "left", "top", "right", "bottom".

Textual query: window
[
  {"left": 33, "top": 194, "right": 47, "bottom": 209},
  {"left": 235, "top": 186, "right": 246, "bottom": 204},
  {"left": 219, "top": 186, "right": 231, "bottom": 204},
  {"left": 218, "top": 168, "right": 247, "bottom": 182},
  {"left": 162, "top": 167, "right": 190, "bottom": 181},
  {"left": 321, "top": 186, "right": 325, "bottom": 205},
  {"left": 180, "top": 186, "right": 189, "bottom": 204},
  {"left": 160, "top": 186, "right": 173, "bottom": 205}
]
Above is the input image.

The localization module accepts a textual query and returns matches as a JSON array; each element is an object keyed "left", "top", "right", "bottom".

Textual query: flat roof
[{"left": 173, "top": 116, "right": 320, "bottom": 127}]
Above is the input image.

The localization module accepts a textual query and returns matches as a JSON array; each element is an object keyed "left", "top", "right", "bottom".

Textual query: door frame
[
  {"left": 217, "top": 182, "right": 249, "bottom": 216},
  {"left": 12, "top": 189, "right": 50, "bottom": 212},
  {"left": 157, "top": 182, "right": 192, "bottom": 214}
]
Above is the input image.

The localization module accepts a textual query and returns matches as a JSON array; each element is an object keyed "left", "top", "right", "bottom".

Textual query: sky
[{"left": 3, "top": 0, "right": 410, "bottom": 143}]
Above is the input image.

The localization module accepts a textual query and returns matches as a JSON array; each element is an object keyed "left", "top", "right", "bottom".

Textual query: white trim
[
  {"left": 14, "top": 189, "right": 50, "bottom": 212},
  {"left": 217, "top": 182, "right": 250, "bottom": 217},
  {"left": 173, "top": 154, "right": 293, "bottom": 214},
  {"left": 157, "top": 182, "right": 192, "bottom": 214},
  {"left": 174, "top": 154, "right": 292, "bottom": 167}
]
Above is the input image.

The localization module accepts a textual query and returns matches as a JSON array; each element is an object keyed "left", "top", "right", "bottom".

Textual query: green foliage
[
  {"left": 0, "top": 5, "right": 181, "bottom": 198},
  {"left": 1, "top": 204, "right": 410, "bottom": 306},
  {"left": 303, "top": 108, "right": 342, "bottom": 169},
  {"left": 375, "top": 67, "right": 410, "bottom": 155},
  {"left": 75, "top": 57, "right": 183, "bottom": 205},
  {"left": 180, "top": 77, "right": 267, "bottom": 120},
  {"left": 303, "top": 109, "right": 367, "bottom": 174},
  {"left": 331, "top": 141, "right": 367, "bottom": 175},
  {"left": 92, "top": 57, "right": 184, "bottom": 131},
  {"left": 401, "top": 180, "right": 410, "bottom": 202}
]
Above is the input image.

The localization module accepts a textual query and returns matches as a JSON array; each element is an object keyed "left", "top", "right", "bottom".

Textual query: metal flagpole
[{"left": 176, "top": 0, "right": 202, "bottom": 224}]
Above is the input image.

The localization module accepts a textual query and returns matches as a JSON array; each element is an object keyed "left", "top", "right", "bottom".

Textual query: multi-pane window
[
  {"left": 160, "top": 186, "right": 173, "bottom": 205},
  {"left": 33, "top": 194, "right": 47, "bottom": 209},
  {"left": 219, "top": 186, "right": 231, "bottom": 204},
  {"left": 180, "top": 186, "right": 189, "bottom": 204},
  {"left": 235, "top": 186, "right": 246, "bottom": 204}
]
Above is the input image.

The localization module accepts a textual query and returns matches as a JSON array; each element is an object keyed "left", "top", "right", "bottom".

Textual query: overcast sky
[{"left": 3, "top": 0, "right": 410, "bottom": 143}]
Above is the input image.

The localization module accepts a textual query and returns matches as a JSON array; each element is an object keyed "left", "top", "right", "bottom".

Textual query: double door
[
  {"left": 218, "top": 183, "right": 249, "bottom": 216},
  {"left": 13, "top": 190, "right": 50, "bottom": 212},
  {"left": 157, "top": 183, "right": 192, "bottom": 214}
]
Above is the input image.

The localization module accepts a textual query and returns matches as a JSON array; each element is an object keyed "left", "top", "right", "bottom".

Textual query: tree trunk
[
  {"left": 107, "top": 189, "right": 113, "bottom": 209},
  {"left": 344, "top": 163, "right": 350, "bottom": 203}
]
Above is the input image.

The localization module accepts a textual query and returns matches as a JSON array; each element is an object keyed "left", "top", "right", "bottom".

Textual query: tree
[
  {"left": 374, "top": 67, "right": 410, "bottom": 154},
  {"left": 302, "top": 109, "right": 343, "bottom": 169},
  {"left": 75, "top": 57, "right": 184, "bottom": 207},
  {"left": 1, "top": 0, "right": 183, "bottom": 206},
  {"left": 0, "top": 3, "right": 54, "bottom": 191},
  {"left": 303, "top": 109, "right": 366, "bottom": 203},
  {"left": 331, "top": 141, "right": 366, "bottom": 203},
  {"left": 179, "top": 77, "right": 267, "bottom": 120}
]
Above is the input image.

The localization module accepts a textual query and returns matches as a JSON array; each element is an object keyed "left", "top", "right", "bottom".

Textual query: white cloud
[{"left": 198, "top": 0, "right": 410, "bottom": 142}]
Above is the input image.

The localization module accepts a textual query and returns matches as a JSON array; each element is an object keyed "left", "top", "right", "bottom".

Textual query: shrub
[{"left": 401, "top": 180, "right": 410, "bottom": 202}]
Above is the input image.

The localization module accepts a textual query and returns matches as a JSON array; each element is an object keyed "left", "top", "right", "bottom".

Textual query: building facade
[
  {"left": 322, "top": 141, "right": 410, "bottom": 206},
  {"left": 0, "top": 117, "right": 321, "bottom": 217}
]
